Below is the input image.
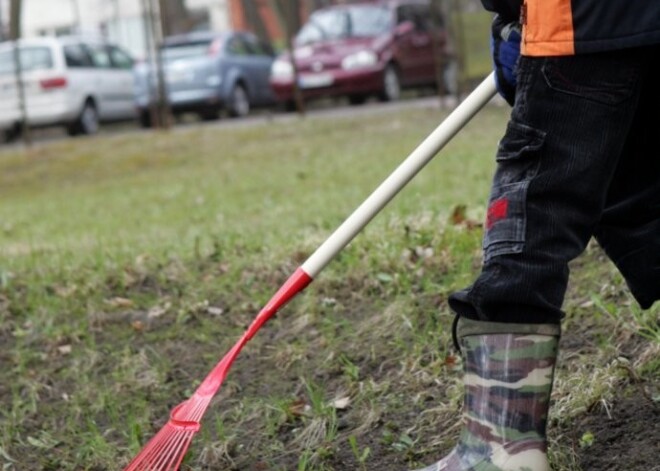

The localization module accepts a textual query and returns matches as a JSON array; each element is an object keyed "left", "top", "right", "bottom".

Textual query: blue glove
[{"left": 490, "top": 15, "right": 521, "bottom": 106}]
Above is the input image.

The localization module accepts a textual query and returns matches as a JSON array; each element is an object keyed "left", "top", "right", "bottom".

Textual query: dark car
[
  {"left": 135, "top": 31, "right": 276, "bottom": 125},
  {"left": 269, "top": 0, "right": 449, "bottom": 106}
]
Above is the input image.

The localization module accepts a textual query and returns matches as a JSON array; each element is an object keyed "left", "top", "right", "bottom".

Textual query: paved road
[{"left": 0, "top": 93, "right": 499, "bottom": 152}]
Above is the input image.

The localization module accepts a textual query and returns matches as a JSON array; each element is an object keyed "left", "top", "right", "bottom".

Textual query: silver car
[
  {"left": 0, "top": 36, "right": 136, "bottom": 139},
  {"left": 135, "top": 31, "right": 276, "bottom": 126}
]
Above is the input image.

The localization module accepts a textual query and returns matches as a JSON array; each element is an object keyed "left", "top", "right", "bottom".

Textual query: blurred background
[{"left": 0, "top": 0, "right": 492, "bottom": 145}]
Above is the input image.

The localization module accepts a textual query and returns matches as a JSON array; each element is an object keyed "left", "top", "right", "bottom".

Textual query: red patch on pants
[{"left": 486, "top": 198, "right": 509, "bottom": 230}]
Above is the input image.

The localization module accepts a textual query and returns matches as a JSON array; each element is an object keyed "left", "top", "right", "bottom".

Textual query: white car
[{"left": 0, "top": 36, "right": 137, "bottom": 139}]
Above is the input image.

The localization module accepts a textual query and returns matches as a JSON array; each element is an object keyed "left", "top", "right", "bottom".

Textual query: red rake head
[
  {"left": 123, "top": 401, "right": 204, "bottom": 471},
  {"left": 123, "top": 269, "right": 314, "bottom": 469}
]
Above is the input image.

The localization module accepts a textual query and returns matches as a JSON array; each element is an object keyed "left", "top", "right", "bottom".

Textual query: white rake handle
[{"left": 301, "top": 72, "right": 497, "bottom": 277}]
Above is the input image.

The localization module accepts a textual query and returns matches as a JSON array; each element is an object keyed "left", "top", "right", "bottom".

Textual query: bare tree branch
[{"left": 9, "top": 0, "right": 31, "bottom": 146}]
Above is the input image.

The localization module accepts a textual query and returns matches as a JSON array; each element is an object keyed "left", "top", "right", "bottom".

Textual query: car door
[
  {"left": 223, "top": 34, "right": 271, "bottom": 105},
  {"left": 0, "top": 43, "right": 59, "bottom": 129},
  {"left": 85, "top": 42, "right": 136, "bottom": 120},
  {"left": 62, "top": 42, "right": 98, "bottom": 117},
  {"left": 107, "top": 45, "right": 138, "bottom": 119},
  {"left": 409, "top": 3, "right": 440, "bottom": 84},
  {"left": 84, "top": 43, "right": 117, "bottom": 119},
  {"left": 241, "top": 33, "right": 276, "bottom": 105},
  {"left": 393, "top": 4, "right": 435, "bottom": 85}
]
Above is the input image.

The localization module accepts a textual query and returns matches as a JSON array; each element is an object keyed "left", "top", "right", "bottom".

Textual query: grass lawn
[{"left": 0, "top": 103, "right": 658, "bottom": 471}]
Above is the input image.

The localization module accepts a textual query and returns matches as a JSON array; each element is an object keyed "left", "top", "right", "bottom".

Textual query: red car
[{"left": 269, "top": 0, "right": 449, "bottom": 106}]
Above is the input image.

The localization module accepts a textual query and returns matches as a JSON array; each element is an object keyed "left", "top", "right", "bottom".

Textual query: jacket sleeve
[{"left": 481, "top": 0, "right": 522, "bottom": 22}]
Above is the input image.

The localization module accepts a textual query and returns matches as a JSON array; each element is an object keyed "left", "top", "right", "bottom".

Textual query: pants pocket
[
  {"left": 484, "top": 181, "right": 529, "bottom": 262},
  {"left": 483, "top": 120, "right": 546, "bottom": 262},
  {"left": 542, "top": 54, "right": 636, "bottom": 106}
]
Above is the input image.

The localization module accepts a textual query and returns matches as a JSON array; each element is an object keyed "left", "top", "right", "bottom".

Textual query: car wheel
[
  {"left": 3, "top": 123, "right": 20, "bottom": 143},
  {"left": 139, "top": 109, "right": 152, "bottom": 128},
  {"left": 348, "top": 94, "right": 368, "bottom": 106},
  {"left": 199, "top": 108, "right": 220, "bottom": 121},
  {"left": 68, "top": 101, "right": 99, "bottom": 136},
  {"left": 379, "top": 65, "right": 401, "bottom": 102},
  {"left": 281, "top": 100, "right": 297, "bottom": 113},
  {"left": 227, "top": 84, "right": 250, "bottom": 118}
]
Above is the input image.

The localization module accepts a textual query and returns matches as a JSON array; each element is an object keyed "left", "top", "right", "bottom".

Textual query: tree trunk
[
  {"left": 306, "top": 0, "right": 330, "bottom": 11},
  {"left": 9, "top": 0, "right": 30, "bottom": 146},
  {"left": 435, "top": 0, "right": 465, "bottom": 100},
  {"left": 70, "top": 0, "right": 82, "bottom": 33},
  {"left": 152, "top": 0, "right": 172, "bottom": 129},
  {"left": 282, "top": 0, "right": 302, "bottom": 37},
  {"left": 242, "top": 0, "right": 272, "bottom": 45},
  {"left": 450, "top": 0, "right": 467, "bottom": 98},
  {"left": 271, "top": 0, "right": 305, "bottom": 115},
  {"left": 159, "top": 0, "right": 193, "bottom": 36},
  {"left": 430, "top": 0, "right": 447, "bottom": 100}
]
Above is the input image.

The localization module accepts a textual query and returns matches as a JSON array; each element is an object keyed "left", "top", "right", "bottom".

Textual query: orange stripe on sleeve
[{"left": 522, "top": 0, "right": 575, "bottom": 56}]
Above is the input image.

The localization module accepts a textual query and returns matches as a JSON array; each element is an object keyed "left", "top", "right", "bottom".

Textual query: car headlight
[
  {"left": 271, "top": 59, "right": 294, "bottom": 80},
  {"left": 206, "top": 74, "right": 222, "bottom": 87},
  {"left": 341, "top": 50, "right": 378, "bottom": 70}
]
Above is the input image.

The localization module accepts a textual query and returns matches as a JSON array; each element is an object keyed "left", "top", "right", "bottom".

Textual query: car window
[
  {"left": 296, "top": 9, "right": 348, "bottom": 45},
  {"left": 0, "top": 46, "right": 54, "bottom": 75},
  {"left": 242, "top": 34, "right": 273, "bottom": 56},
  {"left": 109, "top": 46, "right": 134, "bottom": 69},
  {"left": 428, "top": 3, "right": 445, "bottom": 28},
  {"left": 86, "top": 44, "right": 112, "bottom": 68},
  {"left": 226, "top": 36, "right": 250, "bottom": 56},
  {"left": 64, "top": 44, "right": 95, "bottom": 68},
  {"left": 296, "top": 5, "right": 391, "bottom": 45},
  {"left": 409, "top": 5, "right": 435, "bottom": 31},
  {"left": 348, "top": 5, "right": 392, "bottom": 37},
  {"left": 161, "top": 41, "right": 212, "bottom": 62},
  {"left": 398, "top": 4, "right": 437, "bottom": 31},
  {"left": 397, "top": 5, "right": 414, "bottom": 24}
]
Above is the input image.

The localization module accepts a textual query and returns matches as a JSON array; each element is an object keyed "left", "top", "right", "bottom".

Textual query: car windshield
[
  {"left": 295, "top": 5, "right": 392, "bottom": 45},
  {"left": 161, "top": 41, "right": 213, "bottom": 62},
  {"left": 0, "top": 46, "right": 54, "bottom": 75}
]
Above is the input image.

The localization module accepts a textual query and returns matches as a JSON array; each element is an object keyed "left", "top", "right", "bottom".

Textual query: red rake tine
[
  {"left": 123, "top": 74, "right": 497, "bottom": 470},
  {"left": 124, "top": 270, "right": 312, "bottom": 471}
]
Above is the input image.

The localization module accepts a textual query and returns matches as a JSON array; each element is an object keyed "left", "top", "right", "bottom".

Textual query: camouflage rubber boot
[{"left": 412, "top": 318, "right": 560, "bottom": 471}]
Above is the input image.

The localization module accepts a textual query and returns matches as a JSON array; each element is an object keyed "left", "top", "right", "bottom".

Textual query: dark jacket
[{"left": 482, "top": 0, "right": 660, "bottom": 56}]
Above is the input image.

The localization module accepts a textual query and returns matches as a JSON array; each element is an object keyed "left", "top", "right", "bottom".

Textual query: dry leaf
[
  {"left": 330, "top": 396, "right": 351, "bottom": 410},
  {"left": 450, "top": 205, "right": 467, "bottom": 225},
  {"left": 287, "top": 399, "right": 308, "bottom": 417},
  {"left": 135, "top": 254, "right": 149, "bottom": 266},
  {"left": 414, "top": 246, "right": 434, "bottom": 260},
  {"left": 449, "top": 205, "right": 482, "bottom": 230},
  {"left": 54, "top": 285, "right": 77, "bottom": 298},
  {"left": 107, "top": 297, "right": 134, "bottom": 308},
  {"left": 131, "top": 320, "right": 145, "bottom": 332},
  {"left": 57, "top": 345, "right": 72, "bottom": 355},
  {"left": 207, "top": 306, "right": 224, "bottom": 316},
  {"left": 148, "top": 303, "right": 170, "bottom": 319}
]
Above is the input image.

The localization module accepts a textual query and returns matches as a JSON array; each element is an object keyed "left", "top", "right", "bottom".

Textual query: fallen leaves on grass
[
  {"left": 331, "top": 396, "right": 351, "bottom": 410},
  {"left": 449, "top": 204, "right": 482, "bottom": 230},
  {"left": 57, "top": 345, "right": 72, "bottom": 355},
  {"left": 287, "top": 399, "right": 309, "bottom": 417},
  {"left": 147, "top": 302, "right": 171, "bottom": 319},
  {"left": 105, "top": 297, "right": 134, "bottom": 309},
  {"left": 131, "top": 320, "right": 145, "bottom": 332}
]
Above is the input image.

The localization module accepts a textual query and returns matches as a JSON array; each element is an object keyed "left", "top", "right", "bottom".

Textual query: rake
[{"left": 123, "top": 73, "right": 497, "bottom": 470}]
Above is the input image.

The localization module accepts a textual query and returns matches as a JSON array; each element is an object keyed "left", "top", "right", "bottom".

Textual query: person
[{"left": 413, "top": 1, "right": 660, "bottom": 470}]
